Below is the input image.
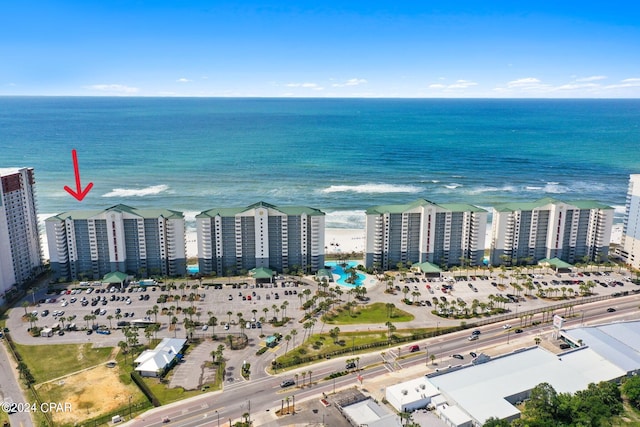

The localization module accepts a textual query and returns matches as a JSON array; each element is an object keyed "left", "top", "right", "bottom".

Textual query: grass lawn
[
  {"left": 142, "top": 377, "right": 201, "bottom": 405},
  {"left": 322, "top": 302, "right": 414, "bottom": 324},
  {"left": 275, "top": 327, "right": 439, "bottom": 367},
  {"left": 13, "top": 342, "right": 114, "bottom": 383}
]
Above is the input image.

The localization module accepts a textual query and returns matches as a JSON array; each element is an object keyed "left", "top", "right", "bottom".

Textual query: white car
[
  {"left": 202, "top": 325, "right": 209, "bottom": 331},
  {"left": 503, "top": 324, "right": 512, "bottom": 329}
]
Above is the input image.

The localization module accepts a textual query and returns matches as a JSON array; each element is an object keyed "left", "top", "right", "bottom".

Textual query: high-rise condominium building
[
  {"left": 490, "top": 197, "right": 613, "bottom": 266},
  {"left": 621, "top": 174, "right": 640, "bottom": 269},
  {"left": 364, "top": 199, "right": 487, "bottom": 271},
  {"left": 46, "top": 204, "right": 186, "bottom": 281},
  {"left": 0, "top": 167, "right": 44, "bottom": 299},
  {"left": 196, "top": 201, "right": 325, "bottom": 276}
]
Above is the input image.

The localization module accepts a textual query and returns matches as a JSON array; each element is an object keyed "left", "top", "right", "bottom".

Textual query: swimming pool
[
  {"left": 187, "top": 265, "right": 199, "bottom": 275},
  {"left": 325, "top": 261, "right": 365, "bottom": 287}
]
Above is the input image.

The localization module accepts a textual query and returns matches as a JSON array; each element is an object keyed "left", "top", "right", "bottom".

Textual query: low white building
[
  {"left": 386, "top": 376, "right": 440, "bottom": 412},
  {"left": 134, "top": 337, "right": 186, "bottom": 377},
  {"left": 342, "top": 398, "right": 402, "bottom": 427}
]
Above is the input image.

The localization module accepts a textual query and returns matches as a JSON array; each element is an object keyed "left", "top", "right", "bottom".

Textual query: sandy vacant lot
[{"left": 36, "top": 364, "right": 140, "bottom": 425}]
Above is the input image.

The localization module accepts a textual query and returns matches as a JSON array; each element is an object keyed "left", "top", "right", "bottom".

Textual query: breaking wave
[
  {"left": 320, "top": 183, "right": 421, "bottom": 194},
  {"left": 102, "top": 184, "right": 169, "bottom": 198}
]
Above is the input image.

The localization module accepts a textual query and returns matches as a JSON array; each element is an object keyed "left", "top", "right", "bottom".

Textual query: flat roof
[
  {"left": 387, "top": 375, "right": 440, "bottom": 404},
  {"left": 342, "top": 399, "right": 401, "bottom": 427},
  {"left": 427, "top": 346, "right": 625, "bottom": 424},
  {"left": 561, "top": 321, "right": 640, "bottom": 373}
]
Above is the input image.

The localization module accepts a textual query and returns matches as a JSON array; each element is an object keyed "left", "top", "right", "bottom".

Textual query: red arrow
[{"left": 64, "top": 149, "right": 94, "bottom": 201}]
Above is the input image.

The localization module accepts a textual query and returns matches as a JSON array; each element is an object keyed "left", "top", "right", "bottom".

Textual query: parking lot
[{"left": 6, "top": 276, "right": 317, "bottom": 347}]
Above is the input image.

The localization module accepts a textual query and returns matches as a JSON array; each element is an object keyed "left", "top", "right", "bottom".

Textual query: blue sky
[{"left": 2, "top": 1, "right": 640, "bottom": 97}]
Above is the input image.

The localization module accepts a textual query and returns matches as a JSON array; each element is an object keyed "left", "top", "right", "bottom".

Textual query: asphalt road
[
  {"left": 0, "top": 338, "right": 34, "bottom": 427},
  {"left": 120, "top": 293, "right": 640, "bottom": 427}
]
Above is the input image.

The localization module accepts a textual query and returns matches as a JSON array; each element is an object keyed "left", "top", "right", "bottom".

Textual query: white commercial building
[
  {"left": 134, "top": 337, "right": 186, "bottom": 377},
  {"left": 490, "top": 197, "right": 613, "bottom": 266},
  {"left": 0, "top": 167, "right": 44, "bottom": 301},
  {"left": 46, "top": 204, "right": 186, "bottom": 281},
  {"left": 620, "top": 174, "right": 640, "bottom": 269}
]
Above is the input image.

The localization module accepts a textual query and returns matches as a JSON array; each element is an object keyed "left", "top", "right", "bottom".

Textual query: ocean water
[{"left": 2, "top": 97, "right": 639, "bottom": 230}]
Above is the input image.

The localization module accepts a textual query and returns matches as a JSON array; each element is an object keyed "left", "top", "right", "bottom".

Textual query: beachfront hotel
[
  {"left": 45, "top": 204, "right": 186, "bottom": 281},
  {"left": 0, "top": 167, "right": 44, "bottom": 299},
  {"left": 196, "top": 201, "right": 325, "bottom": 276},
  {"left": 364, "top": 199, "right": 487, "bottom": 271},
  {"left": 490, "top": 197, "right": 613, "bottom": 266},
  {"left": 620, "top": 174, "right": 640, "bottom": 269}
]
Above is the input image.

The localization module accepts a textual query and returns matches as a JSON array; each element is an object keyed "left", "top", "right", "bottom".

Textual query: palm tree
[
  {"left": 26, "top": 312, "right": 38, "bottom": 329},
  {"left": 284, "top": 334, "right": 292, "bottom": 354},
  {"left": 22, "top": 300, "right": 29, "bottom": 316},
  {"left": 171, "top": 316, "right": 178, "bottom": 337},
  {"left": 83, "top": 314, "right": 92, "bottom": 330},
  {"left": 291, "top": 329, "right": 298, "bottom": 347},
  {"left": 107, "top": 315, "right": 113, "bottom": 329}
]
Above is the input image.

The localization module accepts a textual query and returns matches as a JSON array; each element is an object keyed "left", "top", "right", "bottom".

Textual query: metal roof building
[{"left": 386, "top": 321, "right": 640, "bottom": 426}]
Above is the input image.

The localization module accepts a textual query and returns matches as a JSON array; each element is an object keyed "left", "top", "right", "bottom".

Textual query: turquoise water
[
  {"left": 187, "top": 265, "right": 199, "bottom": 275},
  {"left": 325, "top": 261, "right": 365, "bottom": 287},
  {"left": 2, "top": 98, "right": 639, "bottom": 229}
]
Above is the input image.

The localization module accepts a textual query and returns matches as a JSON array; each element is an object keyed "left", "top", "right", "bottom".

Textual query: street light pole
[
  {"left": 128, "top": 395, "right": 132, "bottom": 420},
  {"left": 215, "top": 410, "right": 219, "bottom": 427}
]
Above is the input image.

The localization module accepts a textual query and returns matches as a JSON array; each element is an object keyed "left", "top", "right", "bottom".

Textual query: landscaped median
[{"left": 272, "top": 325, "right": 459, "bottom": 371}]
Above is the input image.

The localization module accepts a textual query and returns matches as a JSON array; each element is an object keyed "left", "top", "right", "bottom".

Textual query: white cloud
[
  {"left": 448, "top": 79, "right": 478, "bottom": 89},
  {"left": 506, "top": 77, "right": 542, "bottom": 88},
  {"left": 554, "top": 83, "right": 599, "bottom": 91},
  {"left": 428, "top": 80, "right": 478, "bottom": 90},
  {"left": 285, "top": 82, "right": 324, "bottom": 90},
  {"left": 85, "top": 84, "right": 139, "bottom": 94},
  {"left": 575, "top": 75, "right": 607, "bottom": 82},
  {"left": 177, "top": 78, "right": 191, "bottom": 83},
  {"left": 604, "top": 78, "right": 640, "bottom": 89},
  {"left": 332, "top": 78, "right": 367, "bottom": 87}
]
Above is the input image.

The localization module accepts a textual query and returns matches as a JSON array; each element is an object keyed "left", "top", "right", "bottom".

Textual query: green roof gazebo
[
  {"left": 411, "top": 262, "right": 443, "bottom": 277},
  {"left": 102, "top": 271, "right": 128, "bottom": 287},
  {"left": 538, "top": 257, "right": 574, "bottom": 272},
  {"left": 249, "top": 267, "right": 275, "bottom": 283}
]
